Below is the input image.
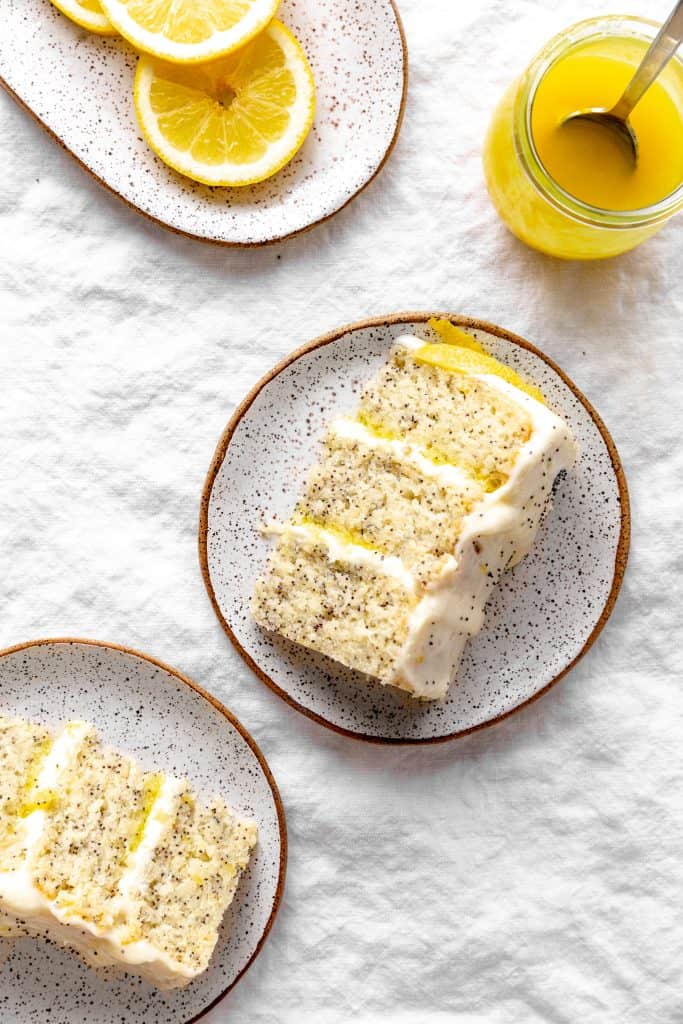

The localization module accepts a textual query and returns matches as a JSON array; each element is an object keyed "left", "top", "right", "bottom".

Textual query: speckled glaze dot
[
  {"left": 0, "top": 639, "right": 286, "bottom": 1024},
  {"left": 199, "top": 314, "right": 631, "bottom": 744},
  {"left": 0, "top": 0, "right": 407, "bottom": 246}
]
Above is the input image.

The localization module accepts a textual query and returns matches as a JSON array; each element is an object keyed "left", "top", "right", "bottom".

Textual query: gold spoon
[{"left": 562, "top": 1, "right": 683, "bottom": 163}]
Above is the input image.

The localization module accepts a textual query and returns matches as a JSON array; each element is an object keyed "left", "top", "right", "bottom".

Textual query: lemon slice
[
  {"left": 99, "top": 0, "right": 280, "bottom": 64},
  {"left": 429, "top": 319, "right": 486, "bottom": 354},
  {"left": 414, "top": 343, "right": 547, "bottom": 405},
  {"left": 50, "top": 0, "right": 117, "bottom": 35},
  {"left": 134, "top": 20, "right": 316, "bottom": 187}
]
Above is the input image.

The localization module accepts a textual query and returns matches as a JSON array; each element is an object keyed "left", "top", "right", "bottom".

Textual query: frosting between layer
[
  {"left": 265, "top": 520, "right": 418, "bottom": 593},
  {"left": 329, "top": 416, "right": 476, "bottom": 490}
]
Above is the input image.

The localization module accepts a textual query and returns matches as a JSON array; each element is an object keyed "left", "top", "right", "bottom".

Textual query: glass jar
[{"left": 482, "top": 16, "right": 683, "bottom": 260}]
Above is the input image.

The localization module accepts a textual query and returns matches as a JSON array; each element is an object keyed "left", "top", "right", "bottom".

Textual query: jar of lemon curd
[{"left": 483, "top": 17, "right": 683, "bottom": 259}]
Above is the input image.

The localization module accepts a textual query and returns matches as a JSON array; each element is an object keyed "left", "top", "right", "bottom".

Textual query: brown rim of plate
[
  {"left": 0, "top": 635, "right": 287, "bottom": 1024},
  {"left": 0, "top": 2, "right": 408, "bottom": 249},
  {"left": 199, "top": 312, "right": 631, "bottom": 746}
]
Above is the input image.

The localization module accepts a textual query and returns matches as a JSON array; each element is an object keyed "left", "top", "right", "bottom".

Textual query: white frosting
[
  {"left": 0, "top": 724, "right": 196, "bottom": 989},
  {"left": 115, "top": 775, "right": 185, "bottom": 912},
  {"left": 329, "top": 416, "right": 475, "bottom": 490},
  {"left": 396, "top": 333, "right": 425, "bottom": 351},
  {"left": 269, "top": 521, "right": 417, "bottom": 594},
  {"left": 390, "top": 373, "right": 576, "bottom": 698}
]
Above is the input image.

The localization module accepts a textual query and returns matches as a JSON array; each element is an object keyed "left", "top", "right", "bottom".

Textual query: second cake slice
[
  {"left": 0, "top": 714, "right": 257, "bottom": 989},
  {"left": 252, "top": 323, "right": 576, "bottom": 700}
]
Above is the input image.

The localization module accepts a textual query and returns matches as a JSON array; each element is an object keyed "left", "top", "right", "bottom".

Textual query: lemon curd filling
[
  {"left": 19, "top": 794, "right": 58, "bottom": 818},
  {"left": 127, "top": 773, "right": 164, "bottom": 855},
  {"left": 532, "top": 41, "right": 683, "bottom": 211},
  {"left": 483, "top": 17, "right": 683, "bottom": 259},
  {"left": 17, "top": 737, "right": 54, "bottom": 812},
  {"left": 292, "top": 517, "right": 381, "bottom": 554}
]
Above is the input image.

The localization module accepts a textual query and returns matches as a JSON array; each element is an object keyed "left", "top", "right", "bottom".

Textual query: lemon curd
[{"left": 483, "top": 17, "right": 683, "bottom": 259}]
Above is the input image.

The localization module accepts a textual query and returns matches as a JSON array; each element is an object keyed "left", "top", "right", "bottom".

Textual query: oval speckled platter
[
  {"left": 199, "top": 313, "right": 630, "bottom": 744},
  {"left": 0, "top": 638, "right": 286, "bottom": 1024},
  {"left": 0, "top": 0, "right": 406, "bottom": 246}
]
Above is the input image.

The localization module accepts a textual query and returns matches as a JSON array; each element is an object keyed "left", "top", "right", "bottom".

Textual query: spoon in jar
[{"left": 561, "top": 0, "right": 683, "bottom": 164}]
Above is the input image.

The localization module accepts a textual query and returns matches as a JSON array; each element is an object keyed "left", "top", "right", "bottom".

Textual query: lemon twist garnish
[
  {"left": 414, "top": 342, "right": 546, "bottom": 405},
  {"left": 428, "top": 319, "right": 487, "bottom": 353}
]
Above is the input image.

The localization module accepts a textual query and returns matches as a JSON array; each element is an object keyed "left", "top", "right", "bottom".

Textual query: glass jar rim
[{"left": 516, "top": 15, "right": 683, "bottom": 229}]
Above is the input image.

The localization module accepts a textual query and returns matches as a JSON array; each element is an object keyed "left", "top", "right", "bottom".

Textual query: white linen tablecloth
[{"left": 1, "top": 0, "right": 681, "bottom": 1020}]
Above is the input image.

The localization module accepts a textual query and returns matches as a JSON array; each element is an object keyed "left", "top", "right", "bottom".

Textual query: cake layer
[
  {"left": 358, "top": 339, "right": 533, "bottom": 489},
  {"left": 0, "top": 715, "right": 52, "bottom": 872},
  {"left": 31, "top": 731, "right": 153, "bottom": 928},
  {"left": 252, "top": 523, "right": 418, "bottom": 680},
  {"left": 296, "top": 418, "right": 485, "bottom": 582},
  {"left": 0, "top": 717, "right": 258, "bottom": 990},
  {"left": 121, "top": 787, "right": 257, "bottom": 976},
  {"left": 4, "top": 719, "right": 92, "bottom": 880}
]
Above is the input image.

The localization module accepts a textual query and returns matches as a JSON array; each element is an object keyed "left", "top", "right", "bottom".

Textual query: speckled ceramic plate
[
  {"left": 200, "top": 313, "right": 630, "bottom": 744},
  {"left": 0, "top": 0, "right": 406, "bottom": 246},
  {"left": 0, "top": 638, "right": 286, "bottom": 1024}
]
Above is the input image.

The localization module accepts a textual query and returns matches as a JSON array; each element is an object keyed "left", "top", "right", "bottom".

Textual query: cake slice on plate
[
  {"left": 0, "top": 714, "right": 257, "bottom": 989},
  {"left": 252, "top": 321, "right": 576, "bottom": 700}
]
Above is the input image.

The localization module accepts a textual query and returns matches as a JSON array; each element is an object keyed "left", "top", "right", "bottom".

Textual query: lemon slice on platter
[
  {"left": 134, "top": 20, "right": 316, "bottom": 187},
  {"left": 99, "top": 0, "right": 280, "bottom": 64},
  {"left": 50, "top": 0, "right": 117, "bottom": 35}
]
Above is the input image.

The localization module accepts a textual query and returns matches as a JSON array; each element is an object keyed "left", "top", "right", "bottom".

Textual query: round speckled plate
[
  {"left": 0, "top": 638, "right": 286, "bottom": 1024},
  {"left": 200, "top": 313, "right": 630, "bottom": 744},
  {"left": 0, "top": 0, "right": 406, "bottom": 246}
]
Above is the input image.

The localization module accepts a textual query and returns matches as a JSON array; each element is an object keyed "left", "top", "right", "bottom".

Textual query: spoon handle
[{"left": 611, "top": 1, "right": 683, "bottom": 120}]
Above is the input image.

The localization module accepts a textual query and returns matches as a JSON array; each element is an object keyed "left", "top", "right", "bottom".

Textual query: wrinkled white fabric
[{"left": 1, "top": 0, "right": 682, "bottom": 1021}]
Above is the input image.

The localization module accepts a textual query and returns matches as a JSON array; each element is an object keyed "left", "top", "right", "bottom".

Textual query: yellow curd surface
[
  {"left": 483, "top": 21, "right": 683, "bottom": 259},
  {"left": 533, "top": 42, "right": 683, "bottom": 211}
]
